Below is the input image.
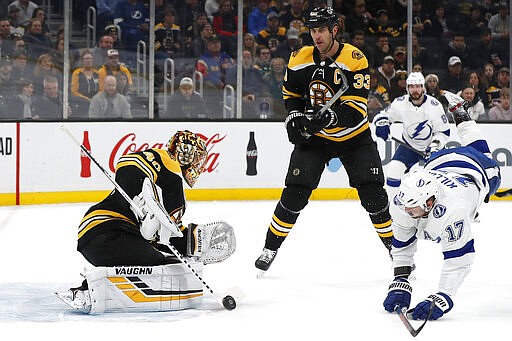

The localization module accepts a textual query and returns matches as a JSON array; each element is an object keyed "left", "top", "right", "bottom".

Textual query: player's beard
[{"left": 409, "top": 91, "right": 423, "bottom": 101}]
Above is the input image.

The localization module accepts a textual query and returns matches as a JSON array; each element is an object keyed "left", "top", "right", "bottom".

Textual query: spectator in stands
[
  {"left": 114, "top": 71, "right": 133, "bottom": 100},
  {"left": 273, "top": 27, "right": 301, "bottom": 62},
  {"left": 89, "top": 75, "right": 131, "bottom": 119},
  {"left": 483, "top": 62, "right": 497, "bottom": 88},
  {"left": 97, "top": 49, "right": 133, "bottom": 92},
  {"left": 71, "top": 51, "right": 99, "bottom": 112},
  {"left": 11, "top": 33, "right": 25, "bottom": 53},
  {"left": 195, "top": 34, "right": 234, "bottom": 90},
  {"left": 411, "top": 33, "right": 429, "bottom": 69},
  {"left": 368, "top": 9, "right": 402, "bottom": 38},
  {"left": 34, "top": 75, "right": 66, "bottom": 119},
  {"left": 243, "top": 32, "right": 258, "bottom": 58},
  {"left": 481, "top": 0, "right": 498, "bottom": 23},
  {"left": 225, "top": 49, "right": 264, "bottom": 118},
  {"left": 175, "top": 0, "right": 204, "bottom": 33},
  {"left": 468, "top": 27, "right": 507, "bottom": 71},
  {"left": 425, "top": 73, "right": 444, "bottom": 101},
  {"left": 104, "top": 24, "right": 123, "bottom": 49},
  {"left": 155, "top": 7, "right": 182, "bottom": 59},
  {"left": 372, "top": 33, "right": 392, "bottom": 68},
  {"left": 0, "top": 18, "right": 14, "bottom": 57},
  {"left": 205, "top": 0, "right": 222, "bottom": 20},
  {"left": 496, "top": 66, "right": 510, "bottom": 89},
  {"left": 31, "top": 53, "right": 61, "bottom": 96},
  {"left": 389, "top": 69, "right": 407, "bottom": 101},
  {"left": 92, "top": 35, "right": 114, "bottom": 68},
  {"left": 467, "top": 71, "right": 489, "bottom": 108},
  {"left": 114, "top": 0, "right": 149, "bottom": 51},
  {"left": 254, "top": 46, "right": 272, "bottom": 76},
  {"left": 192, "top": 22, "right": 213, "bottom": 58},
  {"left": 7, "top": 6, "right": 23, "bottom": 32},
  {"left": 443, "top": 32, "right": 470, "bottom": 68},
  {"left": 487, "top": 1, "right": 509, "bottom": 43},
  {"left": 31, "top": 7, "right": 50, "bottom": 39},
  {"left": 95, "top": 0, "right": 123, "bottom": 35},
  {"left": 262, "top": 57, "right": 286, "bottom": 119},
  {"left": 440, "top": 56, "right": 467, "bottom": 93},
  {"left": 393, "top": 46, "right": 406, "bottom": 71},
  {"left": 376, "top": 55, "right": 396, "bottom": 92},
  {"left": 350, "top": 29, "right": 374, "bottom": 68},
  {"left": 427, "top": 4, "right": 454, "bottom": 39},
  {"left": 345, "top": 0, "right": 372, "bottom": 34},
  {"left": 184, "top": 11, "right": 209, "bottom": 54},
  {"left": 23, "top": 17, "right": 52, "bottom": 61},
  {"left": 459, "top": 85, "right": 486, "bottom": 121},
  {"left": 409, "top": 0, "right": 431, "bottom": 37},
  {"left": 163, "top": 76, "right": 208, "bottom": 119},
  {"left": 8, "top": 0, "right": 38, "bottom": 27},
  {"left": 5, "top": 78, "right": 35, "bottom": 119},
  {"left": 367, "top": 67, "right": 390, "bottom": 122},
  {"left": 460, "top": 6, "right": 486, "bottom": 39},
  {"left": 212, "top": 0, "right": 238, "bottom": 57},
  {"left": 487, "top": 87, "right": 511, "bottom": 120},
  {"left": 280, "top": 0, "right": 306, "bottom": 33},
  {"left": 0, "top": 58, "right": 15, "bottom": 100},
  {"left": 10, "top": 48, "right": 29, "bottom": 80},
  {"left": 256, "top": 11, "right": 286, "bottom": 51},
  {"left": 248, "top": 0, "right": 272, "bottom": 36}
]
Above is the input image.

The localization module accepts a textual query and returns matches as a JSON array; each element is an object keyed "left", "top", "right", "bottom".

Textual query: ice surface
[{"left": 1, "top": 200, "right": 511, "bottom": 340}]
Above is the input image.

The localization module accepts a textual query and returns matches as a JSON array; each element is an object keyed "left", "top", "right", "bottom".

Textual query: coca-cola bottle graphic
[
  {"left": 246, "top": 131, "right": 257, "bottom": 176},
  {"left": 80, "top": 131, "right": 91, "bottom": 178}
]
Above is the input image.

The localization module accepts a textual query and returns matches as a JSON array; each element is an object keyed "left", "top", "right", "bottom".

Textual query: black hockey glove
[
  {"left": 306, "top": 105, "right": 338, "bottom": 129},
  {"left": 285, "top": 110, "right": 315, "bottom": 144}
]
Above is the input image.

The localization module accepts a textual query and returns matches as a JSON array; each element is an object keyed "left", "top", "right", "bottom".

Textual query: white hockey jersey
[
  {"left": 391, "top": 169, "right": 480, "bottom": 297},
  {"left": 381, "top": 94, "right": 450, "bottom": 151}
]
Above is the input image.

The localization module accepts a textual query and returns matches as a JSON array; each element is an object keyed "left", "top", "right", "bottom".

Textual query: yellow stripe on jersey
[
  {"left": 78, "top": 209, "right": 136, "bottom": 239},
  {"left": 316, "top": 121, "right": 370, "bottom": 142},
  {"left": 287, "top": 46, "right": 315, "bottom": 71},
  {"left": 345, "top": 101, "right": 367, "bottom": 117},
  {"left": 335, "top": 43, "right": 369, "bottom": 71},
  {"left": 153, "top": 149, "right": 182, "bottom": 176},
  {"left": 116, "top": 154, "right": 157, "bottom": 182},
  {"left": 340, "top": 95, "right": 368, "bottom": 104}
]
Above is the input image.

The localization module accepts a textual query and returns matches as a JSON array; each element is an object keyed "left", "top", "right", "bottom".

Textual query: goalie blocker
[{"left": 56, "top": 220, "right": 236, "bottom": 314}]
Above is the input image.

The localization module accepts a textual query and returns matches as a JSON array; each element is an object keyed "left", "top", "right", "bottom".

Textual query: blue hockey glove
[
  {"left": 306, "top": 105, "right": 338, "bottom": 130},
  {"left": 411, "top": 292, "right": 453, "bottom": 321},
  {"left": 285, "top": 111, "right": 313, "bottom": 144},
  {"left": 383, "top": 277, "right": 412, "bottom": 312},
  {"left": 373, "top": 115, "right": 390, "bottom": 141}
]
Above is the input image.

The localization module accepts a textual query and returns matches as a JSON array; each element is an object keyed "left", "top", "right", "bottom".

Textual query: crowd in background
[{"left": 0, "top": 0, "right": 510, "bottom": 121}]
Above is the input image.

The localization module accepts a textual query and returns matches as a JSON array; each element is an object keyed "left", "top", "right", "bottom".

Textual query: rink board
[{"left": 0, "top": 122, "right": 510, "bottom": 205}]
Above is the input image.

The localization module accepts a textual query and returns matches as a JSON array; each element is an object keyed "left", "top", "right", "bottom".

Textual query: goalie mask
[
  {"left": 166, "top": 130, "right": 207, "bottom": 188},
  {"left": 395, "top": 170, "right": 439, "bottom": 214}
]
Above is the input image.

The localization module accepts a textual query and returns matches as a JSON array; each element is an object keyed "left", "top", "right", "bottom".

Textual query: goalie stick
[
  {"left": 60, "top": 125, "right": 238, "bottom": 311},
  {"left": 394, "top": 302, "right": 435, "bottom": 337}
]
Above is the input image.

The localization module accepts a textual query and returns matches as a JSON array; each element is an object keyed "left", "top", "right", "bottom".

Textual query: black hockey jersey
[
  {"left": 282, "top": 43, "right": 370, "bottom": 142},
  {"left": 77, "top": 148, "right": 186, "bottom": 248}
]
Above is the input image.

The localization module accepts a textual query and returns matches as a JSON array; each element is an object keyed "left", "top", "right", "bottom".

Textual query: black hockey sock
[{"left": 264, "top": 201, "right": 300, "bottom": 250}]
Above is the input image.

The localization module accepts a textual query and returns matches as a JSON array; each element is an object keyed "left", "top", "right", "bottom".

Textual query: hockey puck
[{"left": 222, "top": 295, "right": 236, "bottom": 310}]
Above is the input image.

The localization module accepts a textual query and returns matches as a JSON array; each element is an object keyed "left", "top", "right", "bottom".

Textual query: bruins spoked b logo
[{"left": 309, "top": 81, "right": 334, "bottom": 106}]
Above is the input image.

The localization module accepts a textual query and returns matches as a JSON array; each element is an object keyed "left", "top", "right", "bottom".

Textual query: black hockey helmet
[{"left": 306, "top": 7, "right": 338, "bottom": 31}]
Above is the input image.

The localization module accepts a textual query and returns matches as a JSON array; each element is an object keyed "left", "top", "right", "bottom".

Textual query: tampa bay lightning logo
[
  {"left": 405, "top": 120, "right": 433, "bottom": 141},
  {"left": 432, "top": 204, "right": 446, "bottom": 218}
]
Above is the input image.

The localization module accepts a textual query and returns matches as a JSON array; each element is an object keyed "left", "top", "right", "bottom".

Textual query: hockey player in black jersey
[{"left": 255, "top": 7, "right": 393, "bottom": 274}]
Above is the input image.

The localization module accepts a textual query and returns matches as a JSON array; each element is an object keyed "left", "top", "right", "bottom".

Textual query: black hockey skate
[{"left": 255, "top": 248, "right": 278, "bottom": 277}]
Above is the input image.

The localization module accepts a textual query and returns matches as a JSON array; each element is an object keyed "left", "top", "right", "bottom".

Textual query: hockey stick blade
[
  {"left": 394, "top": 302, "right": 435, "bottom": 337},
  {"left": 494, "top": 189, "right": 512, "bottom": 198},
  {"left": 391, "top": 136, "right": 426, "bottom": 158}
]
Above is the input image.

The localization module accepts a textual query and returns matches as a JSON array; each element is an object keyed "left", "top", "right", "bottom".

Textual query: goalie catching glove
[{"left": 132, "top": 177, "right": 183, "bottom": 243}]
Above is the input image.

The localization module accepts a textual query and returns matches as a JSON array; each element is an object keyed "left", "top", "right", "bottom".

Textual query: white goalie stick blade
[{"left": 394, "top": 302, "right": 435, "bottom": 337}]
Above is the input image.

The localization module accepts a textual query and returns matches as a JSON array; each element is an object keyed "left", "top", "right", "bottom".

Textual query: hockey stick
[
  {"left": 317, "top": 58, "right": 349, "bottom": 116},
  {"left": 494, "top": 188, "right": 512, "bottom": 198},
  {"left": 395, "top": 302, "right": 435, "bottom": 337},
  {"left": 391, "top": 136, "right": 427, "bottom": 158},
  {"left": 60, "top": 125, "right": 238, "bottom": 310}
]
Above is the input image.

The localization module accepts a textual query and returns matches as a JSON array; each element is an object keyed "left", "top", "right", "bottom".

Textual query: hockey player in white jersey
[
  {"left": 373, "top": 72, "right": 451, "bottom": 193},
  {"left": 382, "top": 91, "right": 501, "bottom": 321}
]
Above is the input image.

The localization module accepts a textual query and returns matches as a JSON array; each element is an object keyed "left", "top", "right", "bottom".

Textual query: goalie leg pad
[
  {"left": 187, "top": 220, "right": 236, "bottom": 264},
  {"left": 83, "top": 262, "right": 204, "bottom": 314}
]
